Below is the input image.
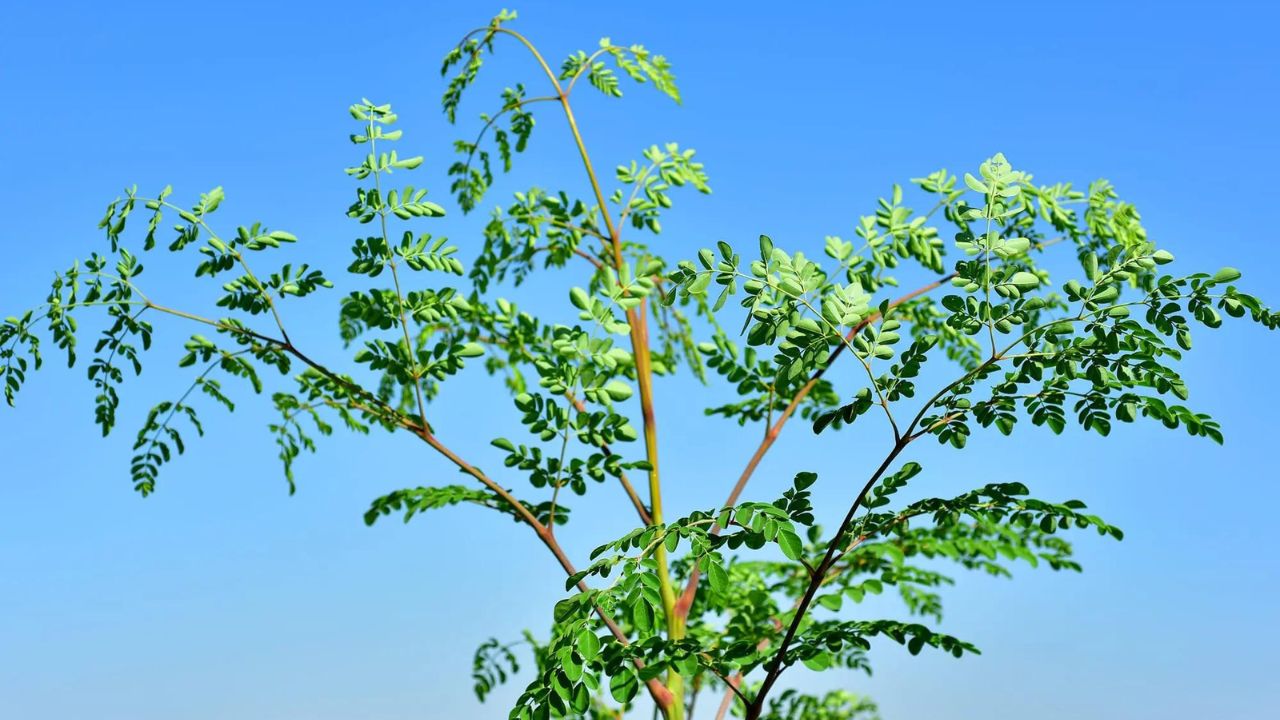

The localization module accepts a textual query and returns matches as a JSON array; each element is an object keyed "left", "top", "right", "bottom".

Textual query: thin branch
[
  {"left": 700, "top": 665, "right": 750, "bottom": 710},
  {"left": 137, "top": 348, "right": 254, "bottom": 464},
  {"left": 99, "top": 242, "right": 677, "bottom": 704},
  {"left": 566, "top": 390, "right": 652, "bottom": 525},
  {"left": 676, "top": 235, "right": 1072, "bottom": 622},
  {"left": 231, "top": 250, "right": 291, "bottom": 346},
  {"left": 455, "top": 25, "right": 690, "bottom": 712},
  {"left": 546, "top": 427, "right": 571, "bottom": 532},
  {"left": 730, "top": 271, "right": 901, "bottom": 438},
  {"left": 368, "top": 120, "right": 430, "bottom": 431},
  {"left": 571, "top": 246, "right": 605, "bottom": 270},
  {"left": 550, "top": 46, "right": 680, "bottom": 654},
  {"left": 616, "top": 161, "right": 660, "bottom": 230},
  {"left": 492, "top": 28, "right": 568, "bottom": 95},
  {"left": 415, "top": 425, "right": 674, "bottom": 710},
  {"left": 673, "top": 272, "right": 955, "bottom": 622},
  {"left": 530, "top": 242, "right": 607, "bottom": 271},
  {"left": 458, "top": 95, "right": 559, "bottom": 183},
  {"left": 712, "top": 677, "right": 739, "bottom": 720},
  {"left": 564, "top": 46, "right": 614, "bottom": 96},
  {"left": 145, "top": 302, "right": 283, "bottom": 347},
  {"left": 156, "top": 200, "right": 292, "bottom": 346},
  {"left": 749, "top": 440, "right": 909, "bottom": 714},
  {"left": 763, "top": 384, "right": 776, "bottom": 439}
]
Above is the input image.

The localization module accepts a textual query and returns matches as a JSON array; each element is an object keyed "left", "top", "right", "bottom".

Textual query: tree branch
[
  {"left": 673, "top": 272, "right": 955, "bottom": 622},
  {"left": 675, "top": 236, "right": 1070, "bottom": 623},
  {"left": 566, "top": 390, "right": 653, "bottom": 525},
  {"left": 747, "top": 441, "right": 909, "bottom": 717},
  {"left": 550, "top": 45, "right": 683, "bottom": 718}
]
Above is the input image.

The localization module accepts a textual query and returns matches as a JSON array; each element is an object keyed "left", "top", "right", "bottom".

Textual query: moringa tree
[{"left": 3, "top": 10, "right": 1276, "bottom": 720}]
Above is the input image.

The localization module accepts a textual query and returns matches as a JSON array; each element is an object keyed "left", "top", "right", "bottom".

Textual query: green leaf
[
  {"left": 963, "top": 173, "right": 988, "bottom": 194},
  {"left": 456, "top": 343, "right": 485, "bottom": 358},
  {"left": 707, "top": 561, "right": 728, "bottom": 595},
  {"left": 1212, "top": 267, "right": 1242, "bottom": 284},
  {"left": 1008, "top": 272, "right": 1040, "bottom": 290},
  {"left": 632, "top": 599, "right": 654, "bottom": 631},
  {"left": 609, "top": 670, "right": 639, "bottom": 703},
  {"left": 777, "top": 528, "right": 804, "bottom": 561},
  {"left": 603, "top": 380, "right": 633, "bottom": 402},
  {"left": 576, "top": 629, "right": 601, "bottom": 661}
]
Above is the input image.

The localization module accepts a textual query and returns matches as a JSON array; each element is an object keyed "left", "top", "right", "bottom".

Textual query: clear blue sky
[{"left": 2, "top": 1, "right": 1278, "bottom": 718}]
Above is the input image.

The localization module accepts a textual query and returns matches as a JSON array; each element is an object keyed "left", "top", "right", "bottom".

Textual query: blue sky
[{"left": 2, "top": 1, "right": 1278, "bottom": 718}]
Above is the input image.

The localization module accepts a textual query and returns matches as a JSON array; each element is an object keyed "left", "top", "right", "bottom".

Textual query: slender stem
[
  {"left": 516, "top": 217, "right": 610, "bottom": 245},
  {"left": 145, "top": 302, "right": 282, "bottom": 347},
  {"left": 459, "top": 95, "right": 559, "bottom": 182},
  {"left": 727, "top": 270, "right": 900, "bottom": 437},
  {"left": 417, "top": 426, "right": 673, "bottom": 709},
  {"left": 570, "top": 246, "right": 606, "bottom": 270},
  {"left": 482, "top": 25, "right": 665, "bottom": 542},
  {"left": 554, "top": 50, "right": 681, "bottom": 719},
  {"left": 492, "top": 28, "right": 566, "bottom": 94},
  {"left": 138, "top": 348, "right": 255, "bottom": 469},
  {"left": 546, "top": 427, "right": 571, "bottom": 532},
  {"left": 763, "top": 384, "right": 776, "bottom": 439},
  {"left": 983, "top": 188, "right": 997, "bottom": 357},
  {"left": 450, "top": 32, "right": 679, "bottom": 711},
  {"left": 564, "top": 46, "right": 613, "bottom": 95},
  {"left": 566, "top": 391, "right": 652, "bottom": 524},
  {"left": 156, "top": 199, "right": 292, "bottom": 346},
  {"left": 616, "top": 161, "right": 660, "bottom": 230},
  {"left": 464, "top": 23, "right": 660, "bottom": 536},
  {"left": 231, "top": 250, "right": 291, "bottom": 346},
  {"left": 700, "top": 667, "right": 749, "bottom": 709},
  {"left": 557, "top": 93, "right": 620, "bottom": 257},
  {"left": 369, "top": 118, "right": 429, "bottom": 429}
]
